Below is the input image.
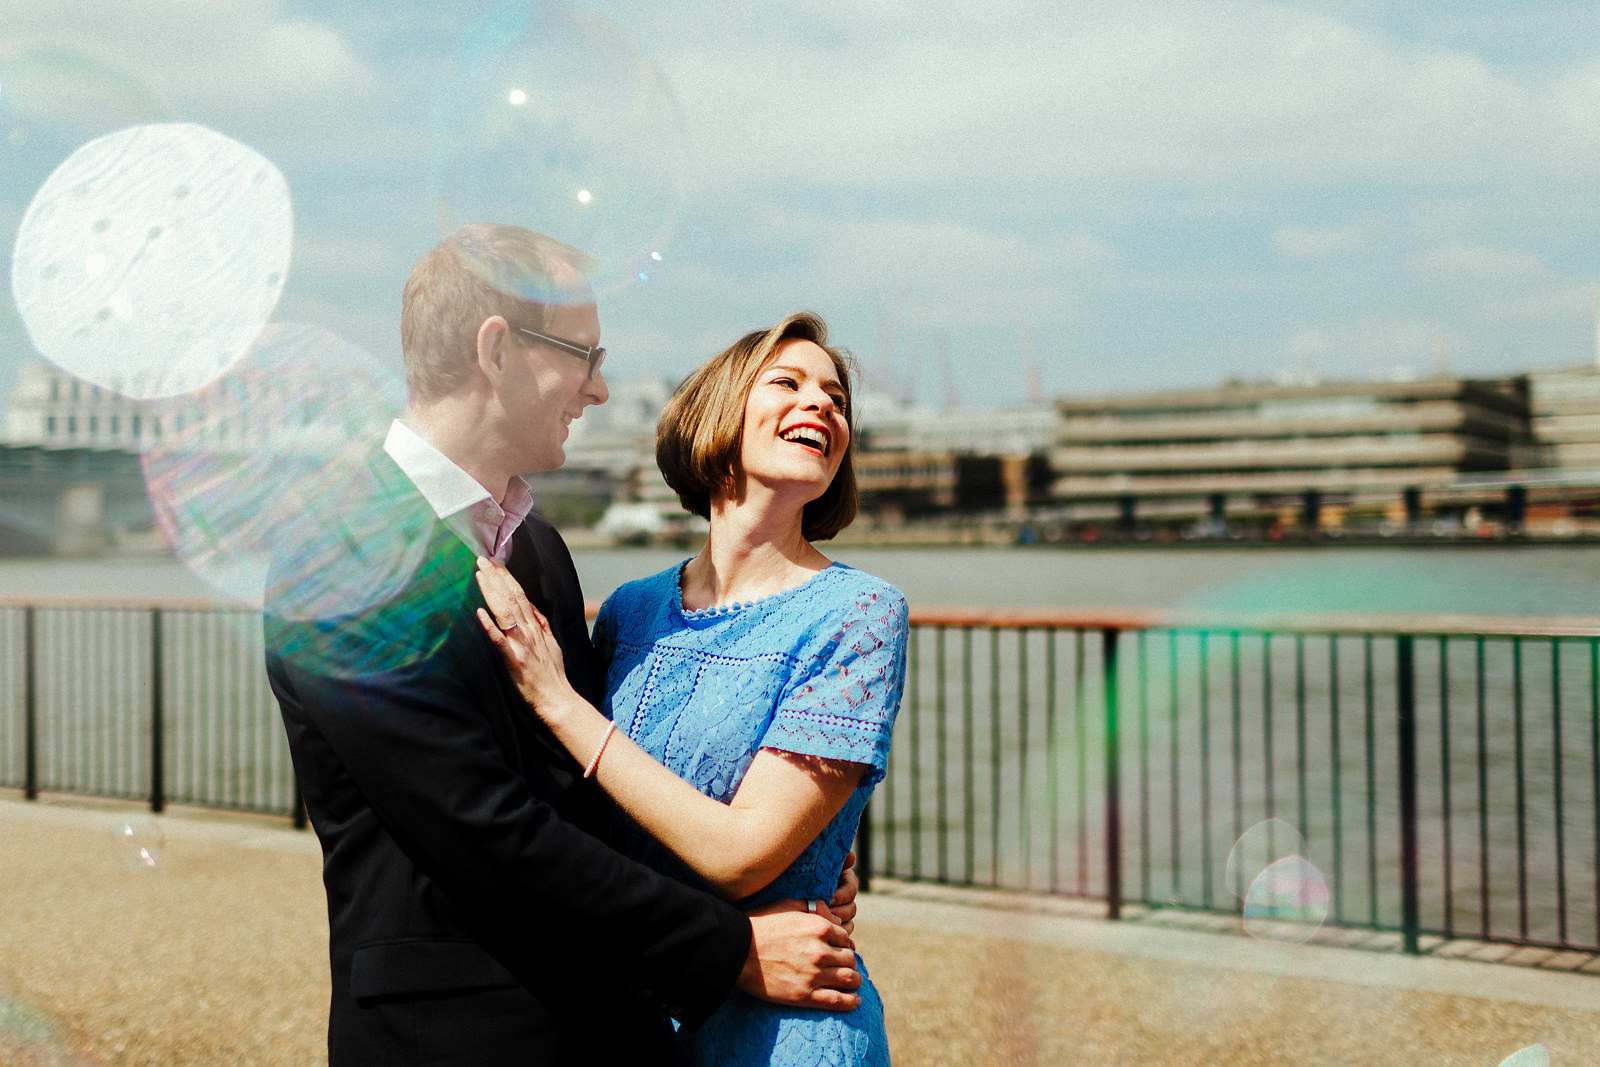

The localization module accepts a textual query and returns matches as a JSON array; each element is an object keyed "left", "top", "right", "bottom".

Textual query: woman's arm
[{"left": 476, "top": 558, "right": 864, "bottom": 901}]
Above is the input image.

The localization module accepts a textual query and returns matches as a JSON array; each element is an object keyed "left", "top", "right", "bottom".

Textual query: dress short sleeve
[{"left": 760, "top": 583, "right": 908, "bottom": 785}]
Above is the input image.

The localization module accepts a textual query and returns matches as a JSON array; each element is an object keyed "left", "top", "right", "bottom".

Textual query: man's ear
[{"left": 476, "top": 315, "right": 513, "bottom": 386}]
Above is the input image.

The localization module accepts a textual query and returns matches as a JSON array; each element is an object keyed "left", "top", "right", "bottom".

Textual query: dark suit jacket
[{"left": 264, "top": 453, "right": 750, "bottom": 1065}]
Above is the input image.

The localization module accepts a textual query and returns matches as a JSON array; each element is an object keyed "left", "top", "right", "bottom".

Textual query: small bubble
[
  {"left": 1242, "top": 857, "right": 1329, "bottom": 943},
  {"left": 1497, "top": 1046, "right": 1549, "bottom": 1067},
  {"left": 146, "top": 225, "right": 163, "bottom": 240},
  {"left": 109, "top": 815, "right": 164, "bottom": 870},
  {"left": 1226, "top": 818, "right": 1307, "bottom": 899},
  {"left": 172, "top": 184, "right": 190, "bottom": 199},
  {"left": 636, "top": 271, "right": 649, "bottom": 282},
  {"left": 90, "top": 217, "right": 111, "bottom": 233},
  {"left": 265, "top": 272, "right": 281, "bottom": 286}
]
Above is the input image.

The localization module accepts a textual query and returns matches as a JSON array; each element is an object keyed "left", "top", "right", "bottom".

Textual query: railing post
[
  {"left": 23, "top": 606, "right": 37, "bottom": 801},
  {"left": 1397, "top": 633, "right": 1419, "bottom": 954},
  {"left": 149, "top": 608, "right": 165, "bottom": 814},
  {"left": 1104, "top": 627, "right": 1122, "bottom": 920}
]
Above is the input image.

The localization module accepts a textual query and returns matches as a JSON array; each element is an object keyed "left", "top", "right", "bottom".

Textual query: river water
[{"left": 0, "top": 543, "right": 1596, "bottom": 620}]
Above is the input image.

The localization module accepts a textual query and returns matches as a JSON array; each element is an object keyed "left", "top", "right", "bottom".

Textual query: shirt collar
[{"left": 383, "top": 420, "right": 534, "bottom": 558}]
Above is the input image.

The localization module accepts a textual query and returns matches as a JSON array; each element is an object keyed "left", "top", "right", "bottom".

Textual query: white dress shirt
[{"left": 383, "top": 420, "right": 535, "bottom": 562}]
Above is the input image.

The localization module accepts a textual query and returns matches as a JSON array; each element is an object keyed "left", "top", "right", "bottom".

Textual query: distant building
[
  {"left": 2, "top": 357, "right": 154, "bottom": 451},
  {"left": 1527, "top": 365, "right": 1600, "bottom": 471},
  {"left": 1046, "top": 376, "right": 1537, "bottom": 531}
]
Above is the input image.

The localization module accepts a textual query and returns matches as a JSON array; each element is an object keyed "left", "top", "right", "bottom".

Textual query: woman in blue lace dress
[{"left": 476, "top": 311, "right": 904, "bottom": 1065}]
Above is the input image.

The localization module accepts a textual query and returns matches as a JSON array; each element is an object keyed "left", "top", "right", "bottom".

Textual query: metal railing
[
  {"left": 870, "top": 609, "right": 1600, "bottom": 955},
  {"left": 4, "top": 594, "right": 1598, "bottom": 956}
]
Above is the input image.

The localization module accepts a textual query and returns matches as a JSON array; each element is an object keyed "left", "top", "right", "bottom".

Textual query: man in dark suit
[{"left": 265, "top": 224, "right": 861, "bottom": 1065}]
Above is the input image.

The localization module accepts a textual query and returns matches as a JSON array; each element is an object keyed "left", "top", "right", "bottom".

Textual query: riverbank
[{"left": 1, "top": 795, "right": 1595, "bottom": 1065}]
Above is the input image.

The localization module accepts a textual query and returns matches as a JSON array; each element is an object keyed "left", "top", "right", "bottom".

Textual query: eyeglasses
[{"left": 513, "top": 326, "right": 607, "bottom": 379}]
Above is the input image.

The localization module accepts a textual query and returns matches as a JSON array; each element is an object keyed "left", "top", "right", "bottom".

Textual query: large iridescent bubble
[
  {"left": 429, "top": 0, "right": 686, "bottom": 297},
  {"left": 140, "top": 322, "right": 421, "bottom": 625},
  {"left": 11, "top": 122, "right": 291, "bottom": 399}
]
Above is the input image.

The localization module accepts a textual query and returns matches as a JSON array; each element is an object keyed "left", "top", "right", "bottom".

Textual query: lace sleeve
[{"left": 760, "top": 585, "right": 907, "bottom": 785}]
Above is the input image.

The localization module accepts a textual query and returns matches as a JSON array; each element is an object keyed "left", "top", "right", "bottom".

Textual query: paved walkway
[{"left": 0, "top": 794, "right": 1596, "bottom": 1065}]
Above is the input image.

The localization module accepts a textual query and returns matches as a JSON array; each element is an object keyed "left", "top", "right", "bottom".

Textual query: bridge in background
[{"left": 0, "top": 446, "right": 154, "bottom": 556}]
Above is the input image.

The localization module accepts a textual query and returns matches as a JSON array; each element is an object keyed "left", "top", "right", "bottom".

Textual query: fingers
[
  {"left": 475, "top": 557, "right": 554, "bottom": 634},
  {"left": 805, "top": 985, "right": 863, "bottom": 1013}
]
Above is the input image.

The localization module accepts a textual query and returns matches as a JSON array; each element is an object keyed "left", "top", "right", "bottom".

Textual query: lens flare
[
  {"left": 429, "top": 0, "right": 686, "bottom": 297},
  {"left": 109, "top": 814, "right": 163, "bottom": 870},
  {"left": 11, "top": 122, "right": 292, "bottom": 399}
]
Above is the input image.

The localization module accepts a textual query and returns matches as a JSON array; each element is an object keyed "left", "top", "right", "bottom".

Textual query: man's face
[{"left": 501, "top": 300, "right": 608, "bottom": 473}]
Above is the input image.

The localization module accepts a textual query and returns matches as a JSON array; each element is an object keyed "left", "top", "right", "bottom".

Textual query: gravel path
[{"left": 1, "top": 796, "right": 1596, "bottom": 1066}]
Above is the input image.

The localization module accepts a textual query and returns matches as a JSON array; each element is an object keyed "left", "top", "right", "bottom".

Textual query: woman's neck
[{"left": 680, "top": 489, "right": 831, "bottom": 610}]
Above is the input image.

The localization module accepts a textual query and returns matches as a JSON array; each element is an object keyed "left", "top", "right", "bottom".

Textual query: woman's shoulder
[{"left": 823, "top": 563, "right": 906, "bottom": 610}]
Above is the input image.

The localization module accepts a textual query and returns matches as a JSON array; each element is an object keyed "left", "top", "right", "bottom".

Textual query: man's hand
[
  {"left": 829, "top": 850, "right": 859, "bottom": 935},
  {"left": 739, "top": 902, "right": 862, "bottom": 1011}
]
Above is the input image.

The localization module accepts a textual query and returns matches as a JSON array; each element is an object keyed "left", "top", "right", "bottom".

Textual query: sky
[{"left": 6, "top": 0, "right": 1600, "bottom": 409}]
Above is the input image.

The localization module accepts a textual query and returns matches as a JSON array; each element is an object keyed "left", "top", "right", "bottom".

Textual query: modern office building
[{"left": 1045, "top": 376, "right": 1537, "bottom": 532}]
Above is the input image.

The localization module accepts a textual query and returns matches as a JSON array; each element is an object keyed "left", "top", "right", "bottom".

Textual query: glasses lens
[{"left": 589, "top": 348, "right": 605, "bottom": 378}]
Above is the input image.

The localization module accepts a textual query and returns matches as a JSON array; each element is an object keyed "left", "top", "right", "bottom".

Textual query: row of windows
[{"left": 43, "top": 414, "right": 160, "bottom": 438}]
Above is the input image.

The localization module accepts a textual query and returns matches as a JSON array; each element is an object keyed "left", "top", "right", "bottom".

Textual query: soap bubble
[
  {"left": 429, "top": 0, "right": 686, "bottom": 297},
  {"left": 1497, "top": 1045, "right": 1550, "bottom": 1067},
  {"left": 140, "top": 321, "right": 416, "bottom": 614},
  {"left": 1242, "top": 856, "right": 1330, "bottom": 943},
  {"left": 1225, "top": 817, "right": 1308, "bottom": 899},
  {"left": 11, "top": 122, "right": 292, "bottom": 399},
  {"left": 110, "top": 814, "right": 163, "bottom": 869}
]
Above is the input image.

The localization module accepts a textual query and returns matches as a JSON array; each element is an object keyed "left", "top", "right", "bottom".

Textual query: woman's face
[{"left": 736, "top": 338, "right": 850, "bottom": 505}]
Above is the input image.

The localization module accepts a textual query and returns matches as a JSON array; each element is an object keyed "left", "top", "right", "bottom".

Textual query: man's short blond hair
[
  {"left": 656, "top": 311, "right": 859, "bottom": 542},
  {"left": 400, "top": 224, "right": 595, "bottom": 403}
]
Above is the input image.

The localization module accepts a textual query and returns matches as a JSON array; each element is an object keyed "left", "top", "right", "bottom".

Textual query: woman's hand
[{"left": 474, "top": 557, "right": 578, "bottom": 719}]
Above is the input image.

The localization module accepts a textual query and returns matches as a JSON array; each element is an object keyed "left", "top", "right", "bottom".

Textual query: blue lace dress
[{"left": 592, "top": 561, "right": 907, "bottom": 1067}]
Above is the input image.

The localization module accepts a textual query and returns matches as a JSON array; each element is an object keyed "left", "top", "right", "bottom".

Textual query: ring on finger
[
  {"left": 805, "top": 899, "right": 818, "bottom": 914},
  {"left": 501, "top": 620, "right": 519, "bottom": 632}
]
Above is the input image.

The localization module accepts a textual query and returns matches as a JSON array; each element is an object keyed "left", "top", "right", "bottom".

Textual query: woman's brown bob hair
[{"left": 657, "top": 311, "right": 859, "bottom": 542}]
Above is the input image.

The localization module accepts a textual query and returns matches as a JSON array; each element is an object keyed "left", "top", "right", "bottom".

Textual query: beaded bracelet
[{"left": 584, "top": 719, "right": 618, "bottom": 779}]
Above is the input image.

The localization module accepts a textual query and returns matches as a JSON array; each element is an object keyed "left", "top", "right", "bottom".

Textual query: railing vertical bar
[
  {"left": 1591, "top": 636, "right": 1599, "bottom": 947},
  {"left": 1397, "top": 633, "right": 1420, "bottom": 955},
  {"left": 936, "top": 625, "right": 948, "bottom": 883},
  {"left": 909, "top": 625, "right": 921, "bottom": 880},
  {"left": 1513, "top": 636, "right": 1529, "bottom": 941},
  {"left": 1364, "top": 634, "right": 1377, "bottom": 928},
  {"left": 149, "top": 608, "right": 165, "bottom": 814},
  {"left": 1551, "top": 638, "right": 1567, "bottom": 946},
  {"left": 1018, "top": 627, "right": 1030, "bottom": 888},
  {"left": 1438, "top": 636, "right": 1454, "bottom": 936},
  {"left": 1199, "top": 631, "right": 1212, "bottom": 910},
  {"left": 962, "top": 626, "right": 974, "bottom": 885},
  {"left": 1169, "top": 631, "right": 1181, "bottom": 902},
  {"left": 1137, "top": 629, "right": 1150, "bottom": 904},
  {"left": 1476, "top": 636, "right": 1490, "bottom": 941},
  {"left": 1047, "top": 629, "right": 1059, "bottom": 894},
  {"left": 22, "top": 605, "right": 36, "bottom": 802},
  {"left": 989, "top": 627, "right": 1001, "bottom": 888},
  {"left": 1229, "top": 631, "right": 1242, "bottom": 853},
  {"left": 1262, "top": 632, "right": 1275, "bottom": 848},
  {"left": 1329, "top": 634, "right": 1343, "bottom": 924},
  {"left": 1104, "top": 627, "right": 1122, "bottom": 920},
  {"left": 1295, "top": 633, "right": 1307, "bottom": 852},
  {"left": 1075, "top": 629, "right": 1088, "bottom": 895}
]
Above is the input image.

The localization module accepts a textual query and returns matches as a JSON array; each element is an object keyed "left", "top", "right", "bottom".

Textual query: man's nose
[{"left": 584, "top": 368, "right": 610, "bottom": 405}]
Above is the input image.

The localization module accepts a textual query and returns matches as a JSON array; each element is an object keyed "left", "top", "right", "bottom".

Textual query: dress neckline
[{"left": 673, "top": 559, "right": 841, "bottom": 620}]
